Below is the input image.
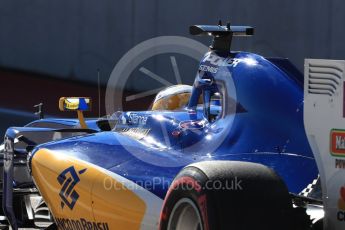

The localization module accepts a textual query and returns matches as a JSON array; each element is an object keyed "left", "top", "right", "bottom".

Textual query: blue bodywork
[{"left": 28, "top": 50, "right": 318, "bottom": 199}]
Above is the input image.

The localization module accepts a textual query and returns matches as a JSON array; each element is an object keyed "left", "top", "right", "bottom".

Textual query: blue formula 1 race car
[{"left": 2, "top": 23, "right": 322, "bottom": 230}]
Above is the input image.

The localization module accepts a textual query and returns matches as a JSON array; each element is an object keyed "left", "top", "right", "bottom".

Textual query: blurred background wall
[{"left": 0, "top": 0, "right": 344, "bottom": 134}]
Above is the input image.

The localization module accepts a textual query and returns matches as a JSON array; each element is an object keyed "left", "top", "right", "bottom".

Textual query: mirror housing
[
  {"left": 58, "top": 97, "right": 92, "bottom": 129},
  {"left": 59, "top": 97, "right": 92, "bottom": 112}
]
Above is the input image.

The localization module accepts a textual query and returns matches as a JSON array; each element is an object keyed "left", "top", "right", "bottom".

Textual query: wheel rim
[{"left": 167, "top": 198, "right": 203, "bottom": 230}]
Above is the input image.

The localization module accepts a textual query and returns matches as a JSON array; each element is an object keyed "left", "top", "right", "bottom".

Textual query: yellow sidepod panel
[
  {"left": 31, "top": 149, "right": 97, "bottom": 221},
  {"left": 31, "top": 148, "right": 148, "bottom": 230},
  {"left": 91, "top": 170, "right": 146, "bottom": 229}
]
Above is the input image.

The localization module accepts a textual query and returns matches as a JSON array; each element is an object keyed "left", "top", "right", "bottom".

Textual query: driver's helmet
[{"left": 152, "top": 85, "right": 192, "bottom": 111}]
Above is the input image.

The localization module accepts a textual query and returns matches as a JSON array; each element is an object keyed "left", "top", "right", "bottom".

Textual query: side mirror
[
  {"left": 59, "top": 97, "right": 92, "bottom": 129},
  {"left": 59, "top": 97, "right": 92, "bottom": 112}
]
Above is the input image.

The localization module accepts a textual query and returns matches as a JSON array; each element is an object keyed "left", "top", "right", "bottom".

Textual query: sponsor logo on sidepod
[
  {"left": 57, "top": 166, "right": 87, "bottom": 210},
  {"left": 56, "top": 167, "right": 110, "bottom": 229},
  {"left": 337, "top": 185, "right": 345, "bottom": 221},
  {"left": 55, "top": 218, "right": 109, "bottom": 230}
]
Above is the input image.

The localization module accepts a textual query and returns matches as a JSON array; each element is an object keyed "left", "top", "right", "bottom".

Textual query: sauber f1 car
[{"left": 2, "top": 23, "right": 328, "bottom": 230}]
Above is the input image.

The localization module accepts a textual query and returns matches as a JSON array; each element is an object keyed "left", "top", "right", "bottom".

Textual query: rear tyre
[{"left": 160, "top": 161, "right": 295, "bottom": 230}]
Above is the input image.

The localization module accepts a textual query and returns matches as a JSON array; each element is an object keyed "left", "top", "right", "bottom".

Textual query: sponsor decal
[
  {"left": 201, "top": 53, "right": 243, "bottom": 69},
  {"left": 336, "top": 159, "right": 345, "bottom": 169},
  {"left": 199, "top": 55, "right": 249, "bottom": 73},
  {"left": 57, "top": 166, "right": 87, "bottom": 210},
  {"left": 203, "top": 53, "right": 225, "bottom": 66},
  {"left": 330, "top": 129, "right": 345, "bottom": 157},
  {"left": 199, "top": 65, "right": 218, "bottom": 74},
  {"left": 128, "top": 112, "right": 148, "bottom": 125},
  {"left": 120, "top": 112, "right": 149, "bottom": 125},
  {"left": 55, "top": 218, "right": 109, "bottom": 230},
  {"left": 115, "top": 127, "right": 150, "bottom": 140},
  {"left": 337, "top": 185, "right": 345, "bottom": 221}
]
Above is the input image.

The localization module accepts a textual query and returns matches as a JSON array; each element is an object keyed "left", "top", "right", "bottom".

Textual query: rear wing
[{"left": 304, "top": 59, "right": 345, "bottom": 229}]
